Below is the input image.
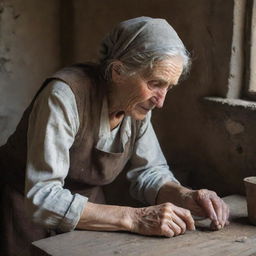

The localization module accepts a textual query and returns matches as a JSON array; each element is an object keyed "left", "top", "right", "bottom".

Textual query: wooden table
[{"left": 31, "top": 195, "right": 256, "bottom": 256}]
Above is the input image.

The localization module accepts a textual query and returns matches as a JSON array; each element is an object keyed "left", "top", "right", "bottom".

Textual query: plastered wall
[
  {"left": 0, "top": 0, "right": 61, "bottom": 144},
  {"left": 1, "top": 0, "right": 254, "bottom": 201}
]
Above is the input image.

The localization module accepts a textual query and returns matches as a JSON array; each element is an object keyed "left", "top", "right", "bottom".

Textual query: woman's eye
[
  {"left": 147, "top": 81, "right": 160, "bottom": 89},
  {"left": 147, "top": 80, "right": 173, "bottom": 92}
]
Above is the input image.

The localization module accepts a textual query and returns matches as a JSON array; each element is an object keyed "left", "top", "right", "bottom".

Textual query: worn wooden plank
[{"left": 31, "top": 195, "right": 256, "bottom": 256}]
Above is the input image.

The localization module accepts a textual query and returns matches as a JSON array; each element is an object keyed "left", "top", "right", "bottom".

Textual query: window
[{"left": 244, "top": 0, "right": 256, "bottom": 99}]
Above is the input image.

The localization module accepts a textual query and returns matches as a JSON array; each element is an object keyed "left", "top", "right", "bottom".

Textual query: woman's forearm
[
  {"left": 76, "top": 202, "right": 133, "bottom": 231},
  {"left": 76, "top": 182, "right": 192, "bottom": 233}
]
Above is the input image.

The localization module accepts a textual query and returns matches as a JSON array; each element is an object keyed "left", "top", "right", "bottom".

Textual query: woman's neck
[
  {"left": 107, "top": 82, "right": 125, "bottom": 130},
  {"left": 109, "top": 111, "right": 124, "bottom": 130}
]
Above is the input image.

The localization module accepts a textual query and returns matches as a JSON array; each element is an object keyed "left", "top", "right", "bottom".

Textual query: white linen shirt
[{"left": 25, "top": 80, "right": 179, "bottom": 232}]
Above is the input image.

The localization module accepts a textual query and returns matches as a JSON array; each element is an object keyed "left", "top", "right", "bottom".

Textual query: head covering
[{"left": 100, "top": 16, "right": 185, "bottom": 62}]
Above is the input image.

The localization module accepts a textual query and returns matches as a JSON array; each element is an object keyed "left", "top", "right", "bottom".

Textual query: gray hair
[
  {"left": 99, "top": 17, "right": 191, "bottom": 82},
  {"left": 100, "top": 48, "right": 191, "bottom": 82}
]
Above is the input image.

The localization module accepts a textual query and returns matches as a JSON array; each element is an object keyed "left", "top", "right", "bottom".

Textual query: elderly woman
[{"left": 0, "top": 17, "right": 229, "bottom": 255}]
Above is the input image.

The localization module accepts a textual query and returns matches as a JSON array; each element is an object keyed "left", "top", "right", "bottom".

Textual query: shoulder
[
  {"left": 32, "top": 79, "right": 80, "bottom": 134},
  {"left": 50, "top": 63, "right": 104, "bottom": 109},
  {"left": 51, "top": 63, "right": 102, "bottom": 89},
  {"left": 39, "top": 79, "right": 76, "bottom": 103},
  {"left": 34, "top": 80, "right": 78, "bottom": 121}
]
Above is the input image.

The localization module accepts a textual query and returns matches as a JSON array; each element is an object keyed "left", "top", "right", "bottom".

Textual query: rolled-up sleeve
[
  {"left": 127, "top": 112, "right": 180, "bottom": 205},
  {"left": 25, "top": 80, "right": 87, "bottom": 232}
]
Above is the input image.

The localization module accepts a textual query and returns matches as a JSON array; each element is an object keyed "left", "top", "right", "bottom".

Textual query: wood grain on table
[{"left": 31, "top": 195, "right": 256, "bottom": 256}]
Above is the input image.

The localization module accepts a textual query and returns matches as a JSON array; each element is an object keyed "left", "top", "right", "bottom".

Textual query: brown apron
[{"left": 0, "top": 64, "right": 139, "bottom": 256}]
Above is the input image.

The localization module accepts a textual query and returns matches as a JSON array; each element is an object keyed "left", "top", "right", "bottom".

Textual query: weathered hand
[
  {"left": 130, "top": 203, "right": 195, "bottom": 237},
  {"left": 181, "top": 189, "right": 230, "bottom": 230}
]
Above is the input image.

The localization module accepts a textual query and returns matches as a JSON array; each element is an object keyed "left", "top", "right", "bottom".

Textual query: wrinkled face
[{"left": 111, "top": 56, "right": 184, "bottom": 120}]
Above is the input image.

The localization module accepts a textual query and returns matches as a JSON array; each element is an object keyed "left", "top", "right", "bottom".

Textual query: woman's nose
[{"left": 151, "top": 89, "right": 167, "bottom": 108}]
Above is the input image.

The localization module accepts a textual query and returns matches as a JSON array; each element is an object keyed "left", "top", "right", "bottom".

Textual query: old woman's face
[{"left": 110, "top": 56, "right": 184, "bottom": 120}]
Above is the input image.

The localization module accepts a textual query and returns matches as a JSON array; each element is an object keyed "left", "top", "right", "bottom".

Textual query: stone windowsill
[{"left": 203, "top": 97, "right": 256, "bottom": 111}]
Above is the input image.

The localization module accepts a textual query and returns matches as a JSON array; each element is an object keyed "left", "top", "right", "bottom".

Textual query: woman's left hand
[{"left": 181, "top": 189, "right": 230, "bottom": 230}]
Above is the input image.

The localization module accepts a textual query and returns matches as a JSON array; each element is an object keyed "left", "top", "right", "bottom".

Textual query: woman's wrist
[
  {"left": 120, "top": 206, "right": 136, "bottom": 231},
  {"left": 156, "top": 181, "right": 192, "bottom": 206},
  {"left": 77, "top": 202, "right": 135, "bottom": 232}
]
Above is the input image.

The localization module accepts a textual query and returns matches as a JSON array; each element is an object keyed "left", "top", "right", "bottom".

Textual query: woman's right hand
[{"left": 129, "top": 203, "right": 195, "bottom": 237}]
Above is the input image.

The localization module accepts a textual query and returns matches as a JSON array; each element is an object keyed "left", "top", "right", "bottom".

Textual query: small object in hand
[
  {"left": 235, "top": 236, "right": 247, "bottom": 243},
  {"left": 216, "top": 224, "right": 222, "bottom": 230},
  {"left": 210, "top": 221, "right": 222, "bottom": 231}
]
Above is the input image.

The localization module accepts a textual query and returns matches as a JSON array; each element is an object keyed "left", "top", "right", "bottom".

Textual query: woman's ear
[{"left": 111, "top": 61, "right": 124, "bottom": 84}]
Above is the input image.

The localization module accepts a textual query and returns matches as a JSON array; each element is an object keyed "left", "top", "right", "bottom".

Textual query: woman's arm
[
  {"left": 76, "top": 201, "right": 195, "bottom": 237},
  {"left": 25, "top": 80, "right": 87, "bottom": 232},
  {"left": 127, "top": 112, "right": 180, "bottom": 205}
]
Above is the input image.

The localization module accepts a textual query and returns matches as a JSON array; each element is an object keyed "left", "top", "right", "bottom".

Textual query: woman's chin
[{"left": 129, "top": 109, "right": 148, "bottom": 120}]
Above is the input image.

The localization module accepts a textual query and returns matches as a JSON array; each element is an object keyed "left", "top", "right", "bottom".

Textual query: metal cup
[{"left": 244, "top": 176, "right": 256, "bottom": 225}]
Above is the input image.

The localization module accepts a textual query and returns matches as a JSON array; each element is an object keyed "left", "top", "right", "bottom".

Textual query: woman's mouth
[{"left": 137, "top": 105, "right": 151, "bottom": 113}]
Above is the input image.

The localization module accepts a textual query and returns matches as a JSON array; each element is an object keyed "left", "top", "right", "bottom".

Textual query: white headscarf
[{"left": 100, "top": 16, "right": 185, "bottom": 62}]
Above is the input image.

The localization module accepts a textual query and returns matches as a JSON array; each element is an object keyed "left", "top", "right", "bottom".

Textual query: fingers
[
  {"left": 211, "top": 198, "right": 224, "bottom": 228},
  {"left": 173, "top": 206, "right": 195, "bottom": 231},
  {"left": 210, "top": 196, "right": 230, "bottom": 229},
  {"left": 160, "top": 203, "right": 191, "bottom": 236},
  {"left": 217, "top": 199, "right": 230, "bottom": 227},
  {"left": 196, "top": 190, "right": 218, "bottom": 222},
  {"left": 196, "top": 189, "right": 230, "bottom": 230},
  {"left": 171, "top": 214, "right": 187, "bottom": 234},
  {"left": 167, "top": 219, "right": 183, "bottom": 236},
  {"left": 224, "top": 204, "right": 230, "bottom": 225},
  {"left": 161, "top": 224, "right": 175, "bottom": 237},
  {"left": 159, "top": 216, "right": 183, "bottom": 237}
]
